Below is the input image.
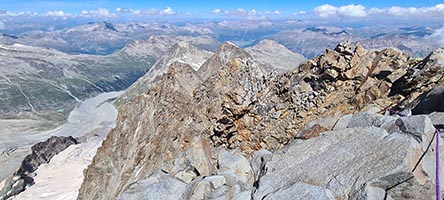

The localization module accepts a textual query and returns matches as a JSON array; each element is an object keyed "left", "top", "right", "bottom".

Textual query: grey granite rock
[
  {"left": 265, "top": 182, "right": 335, "bottom": 200},
  {"left": 218, "top": 149, "right": 254, "bottom": 186},
  {"left": 253, "top": 113, "right": 443, "bottom": 200},
  {"left": 118, "top": 172, "right": 187, "bottom": 200}
]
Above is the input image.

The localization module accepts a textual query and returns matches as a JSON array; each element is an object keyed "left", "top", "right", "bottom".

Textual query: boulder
[
  {"left": 412, "top": 82, "right": 444, "bottom": 114},
  {"left": 265, "top": 182, "right": 335, "bottom": 200},
  {"left": 189, "top": 179, "right": 212, "bottom": 200},
  {"left": 118, "top": 172, "right": 187, "bottom": 200},
  {"left": 253, "top": 113, "right": 444, "bottom": 199},
  {"left": 217, "top": 149, "right": 254, "bottom": 186},
  {"left": 204, "top": 176, "right": 226, "bottom": 189},
  {"left": 429, "top": 112, "right": 444, "bottom": 138}
]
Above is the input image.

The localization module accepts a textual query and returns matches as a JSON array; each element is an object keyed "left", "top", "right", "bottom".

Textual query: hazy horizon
[{"left": 0, "top": 1, "right": 443, "bottom": 29}]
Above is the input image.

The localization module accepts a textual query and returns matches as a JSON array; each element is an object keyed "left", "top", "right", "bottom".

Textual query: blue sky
[
  {"left": 1, "top": 0, "right": 443, "bottom": 13},
  {"left": 0, "top": 0, "right": 443, "bottom": 20}
]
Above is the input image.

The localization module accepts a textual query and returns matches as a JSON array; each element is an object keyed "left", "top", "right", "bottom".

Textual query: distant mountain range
[
  {"left": 1, "top": 21, "right": 442, "bottom": 58},
  {"left": 267, "top": 25, "right": 440, "bottom": 58}
]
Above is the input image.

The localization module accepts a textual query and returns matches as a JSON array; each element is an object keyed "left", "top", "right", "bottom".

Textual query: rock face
[
  {"left": 85, "top": 113, "right": 444, "bottom": 200},
  {"left": 78, "top": 42, "right": 444, "bottom": 200},
  {"left": 78, "top": 61, "right": 206, "bottom": 200},
  {"left": 117, "top": 41, "right": 212, "bottom": 104},
  {"left": 254, "top": 113, "right": 443, "bottom": 200},
  {"left": 197, "top": 42, "right": 253, "bottom": 81},
  {"left": 246, "top": 39, "right": 306, "bottom": 73},
  {"left": 412, "top": 82, "right": 444, "bottom": 114},
  {"left": 0, "top": 136, "right": 78, "bottom": 199},
  {"left": 392, "top": 48, "right": 444, "bottom": 112}
]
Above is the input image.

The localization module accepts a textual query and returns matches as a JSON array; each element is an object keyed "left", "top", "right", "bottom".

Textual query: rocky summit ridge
[
  {"left": 117, "top": 41, "right": 213, "bottom": 105},
  {"left": 78, "top": 41, "right": 444, "bottom": 200}
]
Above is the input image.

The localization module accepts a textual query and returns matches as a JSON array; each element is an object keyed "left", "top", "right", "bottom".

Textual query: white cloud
[
  {"left": 337, "top": 4, "right": 367, "bottom": 17},
  {"left": 132, "top": 10, "right": 142, "bottom": 15},
  {"left": 387, "top": 7, "right": 416, "bottom": 16},
  {"left": 212, "top": 8, "right": 282, "bottom": 19},
  {"left": 212, "top": 9, "right": 221, "bottom": 14},
  {"left": 368, "top": 8, "right": 384, "bottom": 15},
  {"left": 375, "top": 4, "right": 444, "bottom": 17},
  {"left": 1, "top": 3, "right": 442, "bottom": 21},
  {"left": 294, "top": 11, "right": 307, "bottom": 15},
  {"left": 115, "top": 8, "right": 133, "bottom": 13},
  {"left": 0, "top": 6, "right": 182, "bottom": 20},
  {"left": 43, "top": 10, "right": 73, "bottom": 20},
  {"left": 115, "top": 8, "right": 144, "bottom": 15},
  {"left": 160, "top": 7, "right": 175, "bottom": 15},
  {"left": 0, "top": 21, "right": 5, "bottom": 29},
  {"left": 314, "top": 4, "right": 337, "bottom": 18},
  {"left": 43, "top": 10, "right": 71, "bottom": 17},
  {"left": 315, "top": 4, "right": 367, "bottom": 18},
  {"left": 315, "top": 3, "right": 444, "bottom": 18},
  {"left": 97, "top": 8, "right": 113, "bottom": 17},
  {"left": 115, "top": 7, "right": 177, "bottom": 16},
  {"left": 80, "top": 8, "right": 115, "bottom": 18},
  {"left": 0, "top": 11, "right": 36, "bottom": 17},
  {"left": 79, "top": 7, "right": 176, "bottom": 17}
]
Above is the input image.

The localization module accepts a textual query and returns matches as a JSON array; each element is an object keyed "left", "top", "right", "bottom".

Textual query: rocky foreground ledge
[
  {"left": 78, "top": 41, "right": 444, "bottom": 199},
  {"left": 117, "top": 112, "right": 443, "bottom": 199}
]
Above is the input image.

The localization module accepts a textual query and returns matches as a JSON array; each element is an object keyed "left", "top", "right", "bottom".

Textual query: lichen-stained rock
[
  {"left": 253, "top": 113, "right": 444, "bottom": 200},
  {"left": 195, "top": 42, "right": 321, "bottom": 153},
  {"left": 289, "top": 41, "right": 443, "bottom": 127},
  {"left": 78, "top": 62, "right": 206, "bottom": 200},
  {"left": 295, "top": 124, "right": 329, "bottom": 140},
  {"left": 303, "top": 41, "right": 414, "bottom": 110},
  {"left": 194, "top": 58, "right": 270, "bottom": 152}
]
